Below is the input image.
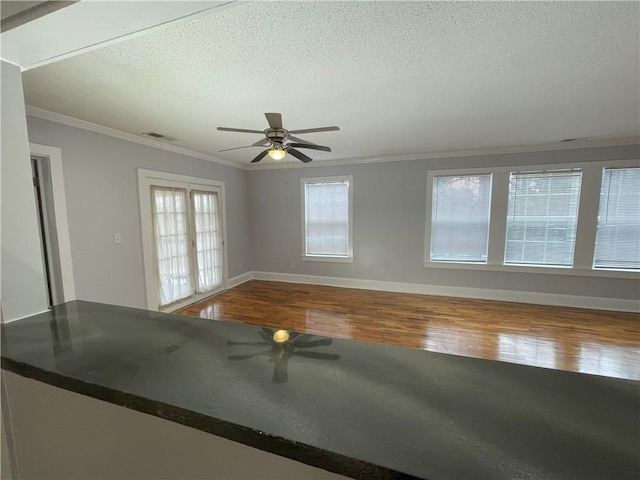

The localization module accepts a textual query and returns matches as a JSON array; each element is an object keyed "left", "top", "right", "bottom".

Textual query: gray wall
[
  {"left": 1, "top": 60, "right": 49, "bottom": 321},
  {"left": 248, "top": 145, "right": 640, "bottom": 301},
  {"left": 26, "top": 117, "right": 253, "bottom": 309},
  {"left": 21, "top": 113, "right": 640, "bottom": 307}
]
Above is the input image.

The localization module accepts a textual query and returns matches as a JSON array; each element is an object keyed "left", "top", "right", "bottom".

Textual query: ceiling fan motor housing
[{"left": 265, "top": 128, "right": 288, "bottom": 143}]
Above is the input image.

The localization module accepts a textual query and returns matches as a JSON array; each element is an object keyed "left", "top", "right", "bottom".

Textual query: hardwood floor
[{"left": 178, "top": 280, "right": 640, "bottom": 380}]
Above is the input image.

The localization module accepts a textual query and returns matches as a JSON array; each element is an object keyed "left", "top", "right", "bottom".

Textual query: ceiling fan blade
[
  {"left": 293, "top": 338, "right": 333, "bottom": 348},
  {"left": 265, "top": 112, "right": 283, "bottom": 129},
  {"left": 220, "top": 138, "right": 270, "bottom": 152},
  {"left": 287, "top": 135, "right": 317, "bottom": 145},
  {"left": 217, "top": 127, "right": 264, "bottom": 134},
  {"left": 287, "top": 148, "right": 313, "bottom": 163},
  {"left": 294, "top": 351, "right": 341, "bottom": 361},
  {"left": 259, "top": 327, "right": 275, "bottom": 341},
  {"left": 288, "top": 126, "right": 340, "bottom": 135},
  {"left": 219, "top": 145, "right": 261, "bottom": 152},
  {"left": 250, "top": 149, "right": 270, "bottom": 163},
  {"left": 289, "top": 143, "right": 331, "bottom": 152}
]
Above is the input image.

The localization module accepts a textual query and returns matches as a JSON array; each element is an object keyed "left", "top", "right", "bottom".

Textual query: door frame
[
  {"left": 138, "top": 169, "right": 229, "bottom": 312},
  {"left": 29, "top": 143, "right": 76, "bottom": 303}
]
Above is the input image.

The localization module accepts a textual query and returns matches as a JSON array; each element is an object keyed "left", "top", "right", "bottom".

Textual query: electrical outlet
[
  {"left": 239, "top": 263, "right": 243, "bottom": 272},
  {"left": 113, "top": 233, "right": 122, "bottom": 244},
  {"left": 291, "top": 261, "right": 296, "bottom": 270}
]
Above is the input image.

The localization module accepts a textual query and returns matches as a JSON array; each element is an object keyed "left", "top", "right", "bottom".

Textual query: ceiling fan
[{"left": 217, "top": 113, "right": 339, "bottom": 163}]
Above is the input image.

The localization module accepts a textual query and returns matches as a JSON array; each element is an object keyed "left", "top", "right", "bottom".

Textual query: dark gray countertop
[{"left": 1, "top": 301, "right": 638, "bottom": 480}]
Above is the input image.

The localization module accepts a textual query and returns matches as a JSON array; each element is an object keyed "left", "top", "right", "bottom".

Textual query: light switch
[{"left": 113, "top": 233, "right": 122, "bottom": 244}]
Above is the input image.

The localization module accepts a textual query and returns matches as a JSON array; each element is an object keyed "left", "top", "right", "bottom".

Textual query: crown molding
[
  {"left": 248, "top": 137, "right": 640, "bottom": 170},
  {"left": 26, "top": 106, "right": 638, "bottom": 172},
  {"left": 25, "top": 106, "right": 245, "bottom": 170}
]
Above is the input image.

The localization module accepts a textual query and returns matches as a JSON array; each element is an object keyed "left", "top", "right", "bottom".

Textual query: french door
[{"left": 144, "top": 176, "right": 226, "bottom": 311}]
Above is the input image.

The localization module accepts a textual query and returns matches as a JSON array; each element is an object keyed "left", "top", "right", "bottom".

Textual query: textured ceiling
[{"left": 22, "top": 1, "right": 640, "bottom": 166}]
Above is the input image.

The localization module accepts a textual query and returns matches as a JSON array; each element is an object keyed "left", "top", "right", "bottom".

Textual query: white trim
[
  {"left": 227, "top": 271, "right": 253, "bottom": 289},
  {"left": 1, "top": 309, "right": 50, "bottom": 324},
  {"left": 26, "top": 106, "right": 242, "bottom": 170},
  {"left": 248, "top": 137, "right": 640, "bottom": 170},
  {"left": 138, "top": 169, "right": 229, "bottom": 311},
  {"left": 27, "top": 106, "right": 639, "bottom": 172},
  {"left": 301, "top": 175, "right": 354, "bottom": 262},
  {"left": 424, "top": 159, "right": 640, "bottom": 278},
  {"left": 301, "top": 255, "right": 354, "bottom": 264},
  {"left": 251, "top": 271, "right": 640, "bottom": 313},
  {"left": 29, "top": 143, "right": 76, "bottom": 302},
  {"left": 0, "top": 58, "right": 21, "bottom": 68}
]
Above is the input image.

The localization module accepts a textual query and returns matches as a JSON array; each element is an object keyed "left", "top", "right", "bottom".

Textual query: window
[
  {"left": 192, "top": 190, "right": 224, "bottom": 291},
  {"left": 150, "top": 186, "right": 225, "bottom": 308},
  {"left": 504, "top": 170, "right": 582, "bottom": 267},
  {"left": 593, "top": 167, "right": 640, "bottom": 270},
  {"left": 151, "top": 186, "right": 193, "bottom": 306},
  {"left": 302, "top": 176, "right": 353, "bottom": 261},
  {"left": 425, "top": 160, "right": 637, "bottom": 278},
  {"left": 430, "top": 174, "right": 492, "bottom": 262},
  {"left": 139, "top": 170, "right": 227, "bottom": 311}
]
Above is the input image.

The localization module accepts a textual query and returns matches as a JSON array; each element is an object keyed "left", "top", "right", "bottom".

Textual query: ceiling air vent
[{"left": 141, "top": 131, "right": 177, "bottom": 141}]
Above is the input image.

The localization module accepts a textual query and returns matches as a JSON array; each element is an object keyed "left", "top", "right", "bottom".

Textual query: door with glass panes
[{"left": 150, "top": 181, "right": 225, "bottom": 310}]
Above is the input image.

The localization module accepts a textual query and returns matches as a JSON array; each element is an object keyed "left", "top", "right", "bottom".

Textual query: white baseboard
[
  {"left": 1, "top": 309, "right": 50, "bottom": 324},
  {"left": 227, "top": 272, "right": 253, "bottom": 289},
  {"left": 249, "top": 271, "right": 640, "bottom": 313}
]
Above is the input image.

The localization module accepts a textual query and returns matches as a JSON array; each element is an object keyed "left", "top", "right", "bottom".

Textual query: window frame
[
  {"left": 503, "top": 168, "right": 583, "bottom": 268},
  {"left": 301, "top": 175, "right": 354, "bottom": 263},
  {"left": 429, "top": 172, "right": 493, "bottom": 264},
  {"left": 424, "top": 160, "right": 638, "bottom": 279},
  {"left": 592, "top": 166, "right": 640, "bottom": 272}
]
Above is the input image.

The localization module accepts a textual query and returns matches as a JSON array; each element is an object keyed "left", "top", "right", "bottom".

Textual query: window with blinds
[
  {"left": 505, "top": 170, "right": 582, "bottom": 267},
  {"left": 430, "top": 174, "right": 492, "bottom": 262},
  {"left": 593, "top": 167, "right": 640, "bottom": 270},
  {"left": 303, "top": 176, "right": 352, "bottom": 259}
]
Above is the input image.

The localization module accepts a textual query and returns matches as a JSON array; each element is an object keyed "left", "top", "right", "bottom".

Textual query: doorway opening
[{"left": 31, "top": 155, "right": 65, "bottom": 307}]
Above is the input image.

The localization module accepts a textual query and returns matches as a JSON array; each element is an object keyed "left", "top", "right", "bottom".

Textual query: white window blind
[
  {"left": 304, "top": 179, "right": 350, "bottom": 257},
  {"left": 192, "top": 190, "right": 223, "bottom": 291},
  {"left": 593, "top": 167, "right": 640, "bottom": 270},
  {"left": 151, "top": 187, "right": 194, "bottom": 306},
  {"left": 505, "top": 170, "right": 582, "bottom": 267},
  {"left": 430, "top": 174, "right": 492, "bottom": 262}
]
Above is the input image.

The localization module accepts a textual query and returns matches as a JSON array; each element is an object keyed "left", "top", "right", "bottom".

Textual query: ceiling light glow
[{"left": 268, "top": 149, "right": 286, "bottom": 160}]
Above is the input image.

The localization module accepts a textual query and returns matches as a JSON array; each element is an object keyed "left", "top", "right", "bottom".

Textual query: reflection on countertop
[
  {"left": 181, "top": 281, "right": 640, "bottom": 380},
  {"left": 2, "top": 300, "right": 639, "bottom": 480},
  {"left": 228, "top": 328, "right": 340, "bottom": 383}
]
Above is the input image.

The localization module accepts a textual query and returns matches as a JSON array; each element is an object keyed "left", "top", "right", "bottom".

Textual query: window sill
[
  {"left": 302, "top": 255, "right": 353, "bottom": 264},
  {"left": 424, "top": 261, "right": 639, "bottom": 279}
]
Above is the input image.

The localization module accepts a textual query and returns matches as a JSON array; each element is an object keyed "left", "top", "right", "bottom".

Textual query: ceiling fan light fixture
[{"left": 268, "top": 148, "right": 286, "bottom": 160}]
